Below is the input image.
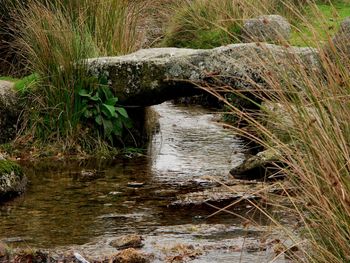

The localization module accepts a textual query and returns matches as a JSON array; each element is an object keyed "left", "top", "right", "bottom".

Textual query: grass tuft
[{"left": 5, "top": 0, "right": 145, "bottom": 154}]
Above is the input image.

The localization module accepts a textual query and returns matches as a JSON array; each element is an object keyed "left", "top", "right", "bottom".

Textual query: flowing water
[{"left": 0, "top": 102, "right": 288, "bottom": 262}]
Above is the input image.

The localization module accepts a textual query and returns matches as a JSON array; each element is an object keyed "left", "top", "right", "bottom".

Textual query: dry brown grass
[{"left": 199, "top": 2, "right": 350, "bottom": 262}]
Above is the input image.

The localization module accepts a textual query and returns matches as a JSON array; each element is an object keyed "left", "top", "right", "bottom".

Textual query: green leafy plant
[
  {"left": 79, "top": 80, "right": 131, "bottom": 144},
  {"left": 6, "top": 0, "right": 144, "bottom": 154}
]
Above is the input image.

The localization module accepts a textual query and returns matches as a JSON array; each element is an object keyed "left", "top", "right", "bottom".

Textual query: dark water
[{"left": 0, "top": 102, "right": 287, "bottom": 262}]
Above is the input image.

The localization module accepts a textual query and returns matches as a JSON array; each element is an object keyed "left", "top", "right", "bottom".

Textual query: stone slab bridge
[
  {"left": 0, "top": 43, "right": 321, "bottom": 144},
  {"left": 87, "top": 43, "right": 320, "bottom": 107}
]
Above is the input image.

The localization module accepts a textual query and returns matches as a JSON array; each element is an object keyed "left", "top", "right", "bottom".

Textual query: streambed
[{"left": 0, "top": 102, "right": 289, "bottom": 262}]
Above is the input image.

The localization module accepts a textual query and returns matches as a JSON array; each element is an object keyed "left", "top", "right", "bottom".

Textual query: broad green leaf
[
  {"left": 78, "top": 89, "right": 91, "bottom": 98},
  {"left": 102, "top": 104, "right": 117, "bottom": 117},
  {"left": 116, "top": 107, "right": 128, "bottom": 118},
  {"left": 105, "top": 97, "right": 118, "bottom": 106}
]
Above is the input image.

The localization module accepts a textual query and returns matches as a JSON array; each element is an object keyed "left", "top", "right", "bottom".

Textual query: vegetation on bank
[
  {"left": 291, "top": 1, "right": 350, "bottom": 46},
  {"left": 0, "top": 0, "right": 346, "bottom": 156},
  {"left": 196, "top": 1, "right": 350, "bottom": 262},
  {"left": 161, "top": 0, "right": 303, "bottom": 48},
  {"left": 1, "top": 0, "right": 146, "bottom": 156},
  {"left": 161, "top": 0, "right": 350, "bottom": 48}
]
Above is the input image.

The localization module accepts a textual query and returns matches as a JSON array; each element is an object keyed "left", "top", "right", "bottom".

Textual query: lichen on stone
[{"left": 0, "top": 159, "right": 26, "bottom": 200}]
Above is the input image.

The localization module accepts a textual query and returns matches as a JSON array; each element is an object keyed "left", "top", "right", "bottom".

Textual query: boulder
[
  {"left": 230, "top": 148, "right": 283, "bottom": 180},
  {"left": 0, "top": 81, "right": 21, "bottom": 143},
  {"left": 261, "top": 101, "right": 321, "bottom": 143},
  {"left": 109, "top": 248, "right": 151, "bottom": 263},
  {"left": 326, "top": 17, "right": 350, "bottom": 65},
  {"left": 0, "top": 158, "right": 27, "bottom": 201},
  {"left": 242, "top": 15, "right": 291, "bottom": 43},
  {"left": 87, "top": 43, "right": 319, "bottom": 107}
]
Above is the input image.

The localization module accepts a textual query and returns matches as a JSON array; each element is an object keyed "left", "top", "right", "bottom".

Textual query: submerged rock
[
  {"left": 242, "top": 15, "right": 291, "bottom": 43},
  {"left": 230, "top": 148, "right": 283, "bottom": 180},
  {"left": 0, "top": 81, "right": 21, "bottom": 144},
  {"left": 171, "top": 184, "right": 262, "bottom": 207},
  {"left": 0, "top": 159, "right": 27, "bottom": 201},
  {"left": 110, "top": 235, "right": 144, "bottom": 250}
]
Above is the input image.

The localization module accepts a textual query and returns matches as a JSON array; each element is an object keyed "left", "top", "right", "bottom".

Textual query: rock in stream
[{"left": 0, "top": 157, "right": 27, "bottom": 201}]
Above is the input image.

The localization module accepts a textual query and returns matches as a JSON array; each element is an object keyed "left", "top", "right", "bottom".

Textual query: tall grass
[
  {"left": 7, "top": 0, "right": 145, "bottom": 151},
  {"left": 161, "top": 0, "right": 311, "bottom": 48},
  {"left": 201, "top": 1, "right": 350, "bottom": 261}
]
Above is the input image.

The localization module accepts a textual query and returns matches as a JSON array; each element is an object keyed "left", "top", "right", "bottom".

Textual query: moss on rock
[
  {"left": 0, "top": 159, "right": 23, "bottom": 177},
  {"left": 0, "top": 159, "right": 26, "bottom": 201}
]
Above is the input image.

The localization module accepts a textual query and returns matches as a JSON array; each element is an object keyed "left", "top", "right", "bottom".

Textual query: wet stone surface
[{"left": 110, "top": 234, "right": 144, "bottom": 250}]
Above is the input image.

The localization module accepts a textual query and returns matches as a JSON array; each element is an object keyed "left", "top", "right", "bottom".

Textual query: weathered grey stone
[
  {"left": 0, "top": 159, "right": 27, "bottom": 201},
  {"left": 242, "top": 15, "right": 291, "bottom": 43},
  {"left": 87, "top": 43, "right": 319, "bottom": 107},
  {"left": 332, "top": 17, "right": 350, "bottom": 52},
  {"left": 326, "top": 17, "right": 350, "bottom": 65},
  {"left": 262, "top": 101, "right": 321, "bottom": 143},
  {"left": 0, "top": 81, "right": 21, "bottom": 143},
  {"left": 230, "top": 148, "right": 283, "bottom": 180}
]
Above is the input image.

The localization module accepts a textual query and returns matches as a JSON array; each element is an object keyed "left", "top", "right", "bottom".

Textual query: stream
[{"left": 0, "top": 102, "right": 289, "bottom": 262}]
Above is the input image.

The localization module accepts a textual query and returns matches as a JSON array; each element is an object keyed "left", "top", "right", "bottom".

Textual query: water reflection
[
  {"left": 0, "top": 102, "right": 246, "bottom": 248},
  {"left": 151, "top": 102, "right": 245, "bottom": 182}
]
